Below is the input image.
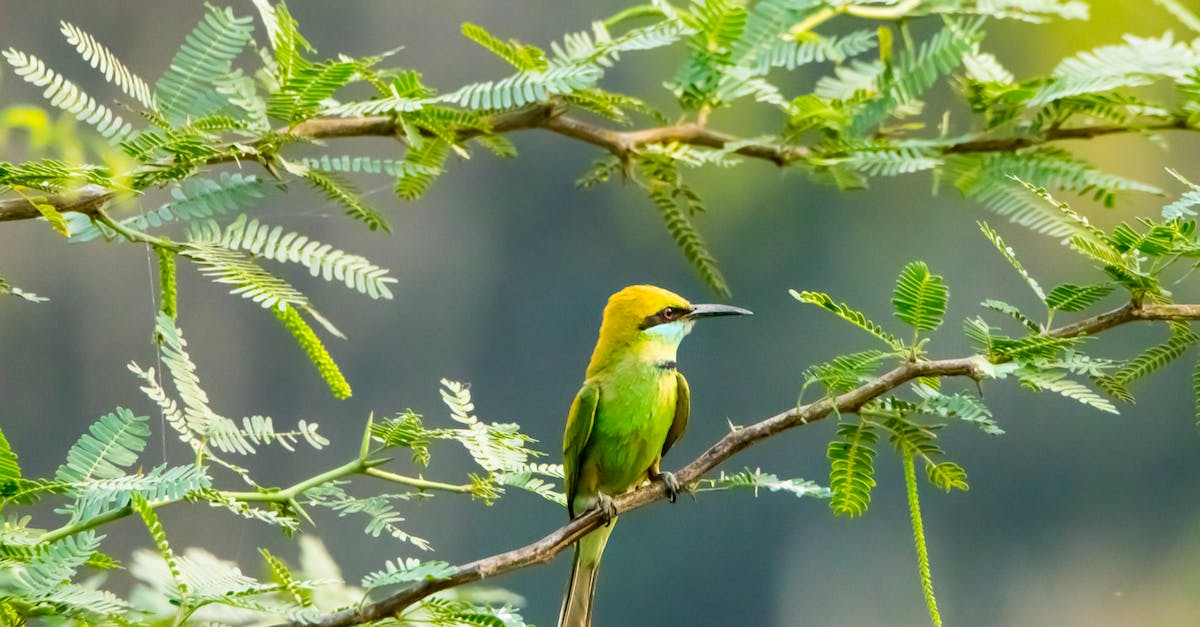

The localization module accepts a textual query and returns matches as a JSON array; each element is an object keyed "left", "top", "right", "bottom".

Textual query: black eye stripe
[{"left": 639, "top": 306, "right": 687, "bottom": 330}]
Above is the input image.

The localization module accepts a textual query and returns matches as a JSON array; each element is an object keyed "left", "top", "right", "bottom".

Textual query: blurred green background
[{"left": 2, "top": 2, "right": 1200, "bottom": 625}]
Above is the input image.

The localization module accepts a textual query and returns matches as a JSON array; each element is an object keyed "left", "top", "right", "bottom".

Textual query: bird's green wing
[
  {"left": 563, "top": 382, "right": 599, "bottom": 518},
  {"left": 662, "top": 370, "right": 690, "bottom": 457}
]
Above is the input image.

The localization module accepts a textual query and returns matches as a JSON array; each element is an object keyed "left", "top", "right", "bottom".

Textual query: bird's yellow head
[{"left": 585, "top": 285, "right": 752, "bottom": 376}]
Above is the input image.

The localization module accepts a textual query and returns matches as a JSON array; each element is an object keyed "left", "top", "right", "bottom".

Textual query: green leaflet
[
  {"left": 698, "top": 468, "right": 832, "bottom": 499},
  {"left": 69, "top": 172, "right": 266, "bottom": 243},
  {"left": 154, "top": 4, "right": 255, "bottom": 125},
  {"left": 302, "top": 484, "right": 429, "bottom": 549},
  {"left": 827, "top": 421, "right": 878, "bottom": 517},
  {"left": 1164, "top": 169, "right": 1200, "bottom": 219},
  {"left": 301, "top": 169, "right": 390, "bottom": 233},
  {"left": 926, "top": 461, "right": 969, "bottom": 492},
  {"left": 1017, "top": 368, "right": 1119, "bottom": 414},
  {"left": 1098, "top": 324, "right": 1198, "bottom": 395},
  {"left": 981, "top": 299, "right": 1042, "bottom": 333},
  {"left": 3, "top": 49, "right": 134, "bottom": 142},
  {"left": 637, "top": 155, "right": 730, "bottom": 297},
  {"left": 55, "top": 408, "right": 150, "bottom": 484},
  {"left": 1031, "top": 32, "right": 1200, "bottom": 105},
  {"left": 63, "top": 464, "right": 212, "bottom": 523},
  {"left": 892, "top": 261, "right": 949, "bottom": 333},
  {"left": 439, "top": 379, "right": 540, "bottom": 474},
  {"left": 372, "top": 411, "right": 434, "bottom": 466},
  {"left": 182, "top": 241, "right": 311, "bottom": 311},
  {"left": 978, "top": 221, "right": 1046, "bottom": 302},
  {"left": 362, "top": 558, "right": 458, "bottom": 591},
  {"left": 1045, "top": 283, "right": 1114, "bottom": 312},
  {"left": 0, "top": 427, "right": 21, "bottom": 488},
  {"left": 461, "top": 22, "right": 548, "bottom": 71},
  {"left": 804, "top": 350, "right": 894, "bottom": 394},
  {"left": 266, "top": 60, "right": 358, "bottom": 124},
  {"left": 60, "top": 21, "right": 155, "bottom": 109},
  {"left": 189, "top": 214, "right": 398, "bottom": 299},
  {"left": 792, "top": 289, "right": 903, "bottom": 349}
]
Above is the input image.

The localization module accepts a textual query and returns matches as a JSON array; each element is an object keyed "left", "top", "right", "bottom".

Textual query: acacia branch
[
  {"left": 286, "top": 301, "right": 1200, "bottom": 627},
  {"left": 1, "top": 107, "right": 1193, "bottom": 223}
]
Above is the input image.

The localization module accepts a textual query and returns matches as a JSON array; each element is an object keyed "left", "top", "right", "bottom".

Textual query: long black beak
[{"left": 686, "top": 303, "right": 754, "bottom": 319}]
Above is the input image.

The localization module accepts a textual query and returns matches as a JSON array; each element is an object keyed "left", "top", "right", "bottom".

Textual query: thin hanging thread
[{"left": 134, "top": 197, "right": 170, "bottom": 464}]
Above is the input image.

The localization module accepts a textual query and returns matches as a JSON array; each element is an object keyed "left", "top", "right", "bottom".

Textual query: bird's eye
[{"left": 661, "top": 307, "right": 677, "bottom": 321}]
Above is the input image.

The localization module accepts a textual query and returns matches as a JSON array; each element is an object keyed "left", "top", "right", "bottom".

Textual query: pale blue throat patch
[{"left": 643, "top": 320, "right": 694, "bottom": 347}]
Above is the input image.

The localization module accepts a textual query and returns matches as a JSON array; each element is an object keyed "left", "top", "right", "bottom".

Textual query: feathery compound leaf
[
  {"left": 182, "top": 242, "right": 310, "bottom": 311},
  {"left": 3, "top": 49, "right": 133, "bottom": 142},
  {"left": 1101, "top": 324, "right": 1198, "bottom": 391},
  {"left": 63, "top": 464, "right": 212, "bottom": 523},
  {"left": 267, "top": 60, "right": 357, "bottom": 124},
  {"left": 440, "top": 64, "right": 603, "bottom": 110},
  {"left": 792, "top": 290, "right": 903, "bottom": 349},
  {"left": 297, "top": 154, "right": 441, "bottom": 180},
  {"left": 440, "top": 379, "right": 539, "bottom": 473},
  {"left": 804, "top": 350, "right": 894, "bottom": 395},
  {"left": 155, "top": 5, "right": 255, "bottom": 125},
  {"left": 926, "top": 461, "right": 968, "bottom": 492},
  {"left": 749, "top": 29, "right": 877, "bottom": 73},
  {"left": 70, "top": 172, "right": 265, "bottom": 242},
  {"left": 698, "top": 468, "right": 832, "bottom": 499},
  {"left": 1030, "top": 32, "right": 1200, "bottom": 105},
  {"left": 914, "top": 388, "right": 1004, "bottom": 435},
  {"left": 303, "top": 484, "right": 429, "bottom": 549},
  {"left": 495, "top": 464, "right": 566, "bottom": 505},
  {"left": 190, "top": 214, "right": 397, "bottom": 299},
  {"left": 149, "top": 313, "right": 261, "bottom": 458},
  {"left": 55, "top": 408, "right": 150, "bottom": 483},
  {"left": 362, "top": 558, "right": 457, "bottom": 591},
  {"left": 0, "top": 428, "right": 20, "bottom": 490},
  {"left": 1163, "top": 168, "right": 1200, "bottom": 219},
  {"left": 892, "top": 261, "right": 949, "bottom": 333},
  {"left": 978, "top": 221, "right": 1047, "bottom": 302},
  {"left": 1045, "top": 283, "right": 1115, "bottom": 312},
  {"left": 372, "top": 411, "right": 433, "bottom": 466},
  {"left": 827, "top": 421, "right": 878, "bottom": 518},
  {"left": 1017, "top": 368, "right": 1118, "bottom": 414},
  {"left": 301, "top": 169, "right": 391, "bottom": 233},
  {"left": 981, "top": 299, "right": 1042, "bottom": 333},
  {"left": 461, "top": 22, "right": 548, "bottom": 71},
  {"left": 636, "top": 156, "right": 730, "bottom": 297},
  {"left": 60, "top": 21, "right": 155, "bottom": 109},
  {"left": 11, "top": 531, "right": 106, "bottom": 595},
  {"left": 395, "top": 137, "right": 450, "bottom": 201}
]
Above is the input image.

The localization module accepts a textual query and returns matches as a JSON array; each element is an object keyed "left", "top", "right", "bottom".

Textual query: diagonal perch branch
[{"left": 282, "top": 301, "right": 1200, "bottom": 627}]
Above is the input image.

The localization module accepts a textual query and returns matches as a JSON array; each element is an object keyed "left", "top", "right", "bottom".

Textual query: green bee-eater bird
[{"left": 558, "top": 284, "right": 751, "bottom": 627}]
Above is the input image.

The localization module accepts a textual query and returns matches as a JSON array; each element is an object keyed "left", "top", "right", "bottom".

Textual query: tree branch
[
  {"left": 285, "top": 301, "right": 1200, "bottom": 627},
  {"left": 2, "top": 108, "right": 1193, "bottom": 224}
]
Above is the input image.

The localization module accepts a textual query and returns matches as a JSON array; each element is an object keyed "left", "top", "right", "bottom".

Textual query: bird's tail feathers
[{"left": 558, "top": 520, "right": 616, "bottom": 627}]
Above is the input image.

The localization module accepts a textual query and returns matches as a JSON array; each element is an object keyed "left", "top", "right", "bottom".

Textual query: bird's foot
[
  {"left": 652, "top": 470, "right": 681, "bottom": 503},
  {"left": 593, "top": 493, "right": 617, "bottom": 526}
]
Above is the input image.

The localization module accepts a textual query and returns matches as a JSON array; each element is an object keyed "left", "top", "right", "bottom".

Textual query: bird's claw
[
  {"left": 653, "top": 470, "right": 681, "bottom": 503},
  {"left": 593, "top": 493, "right": 617, "bottom": 526}
]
